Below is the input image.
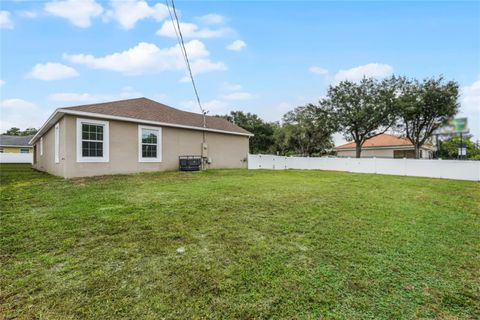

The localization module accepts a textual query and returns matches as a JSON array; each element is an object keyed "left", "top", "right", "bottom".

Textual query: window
[
  {"left": 138, "top": 125, "right": 162, "bottom": 162},
  {"left": 40, "top": 137, "right": 43, "bottom": 156},
  {"left": 20, "top": 148, "right": 30, "bottom": 153},
  {"left": 81, "top": 124, "right": 104, "bottom": 157},
  {"left": 54, "top": 123, "right": 59, "bottom": 163},
  {"left": 76, "top": 118, "right": 109, "bottom": 162}
]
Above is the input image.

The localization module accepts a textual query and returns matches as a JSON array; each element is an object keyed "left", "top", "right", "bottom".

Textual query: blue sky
[{"left": 1, "top": 0, "right": 479, "bottom": 143}]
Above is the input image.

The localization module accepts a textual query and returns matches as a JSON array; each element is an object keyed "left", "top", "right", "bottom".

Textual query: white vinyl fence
[
  {"left": 248, "top": 154, "right": 480, "bottom": 181},
  {"left": 0, "top": 153, "right": 33, "bottom": 163}
]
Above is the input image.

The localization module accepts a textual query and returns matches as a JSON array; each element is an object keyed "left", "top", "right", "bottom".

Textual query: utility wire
[{"left": 165, "top": 0, "right": 207, "bottom": 128}]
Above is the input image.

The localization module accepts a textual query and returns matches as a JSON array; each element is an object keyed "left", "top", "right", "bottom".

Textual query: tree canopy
[
  {"left": 3, "top": 127, "right": 38, "bottom": 136},
  {"left": 439, "top": 135, "right": 480, "bottom": 160},
  {"left": 216, "top": 111, "right": 276, "bottom": 154},
  {"left": 322, "top": 77, "right": 398, "bottom": 157},
  {"left": 277, "top": 104, "right": 336, "bottom": 156},
  {"left": 396, "top": 76, "right": 460, "bottom": 158}
]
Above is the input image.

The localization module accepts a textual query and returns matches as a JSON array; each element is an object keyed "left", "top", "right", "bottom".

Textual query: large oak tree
[
  {"left": 396, "top": 76, "right": 459, "bottom": 158},
  {"left": 323, "top": 77, "right": 398, "bottom": 157},
  {"left": 278, "top": 104, "right": 337, "bottom": 156}
]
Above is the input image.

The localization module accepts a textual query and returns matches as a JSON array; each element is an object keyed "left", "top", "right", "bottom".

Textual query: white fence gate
[
  {"left": 0, "top": 153, "right": 33, "bottom": 163},
  {"left": 248, "top": 155, "right": 480, "bottom": 181}
]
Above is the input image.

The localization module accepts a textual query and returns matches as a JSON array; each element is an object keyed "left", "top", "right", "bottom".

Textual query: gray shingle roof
[
  {"left": 62, "top": 97, "right": 252, "bottom": 135},
  {"left": 0, "top": 135, "right": 34, "bottom": 147}
]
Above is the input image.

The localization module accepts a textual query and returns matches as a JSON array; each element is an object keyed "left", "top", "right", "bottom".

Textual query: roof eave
[
  {"left": 30, "top": 109, "right": 253, "bottom": 144},
  {"left": 29, "top": 109, "right": 64, "bottom": 145}
]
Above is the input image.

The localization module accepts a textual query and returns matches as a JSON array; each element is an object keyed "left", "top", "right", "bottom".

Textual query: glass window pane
[
  {"left": 142, "top": 129, "right": 157, "bottom": 144},
  {"left": 142, "top": 144, "right": 157, "bottom": 158},
  {"left": 81, "top": 123, "right": 104, "bottom": 142},
  {"left": 82, "top": 141, "right": 103, "bottom": 157}
]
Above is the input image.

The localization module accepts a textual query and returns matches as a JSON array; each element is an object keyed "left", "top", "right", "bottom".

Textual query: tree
[
  {"left": 438, "top": 135, "right": 480, "bottom": 160},
  {"left": 279, "top": 104, "right": 336, "bottom": 156},
  {"left": 4, "top": 127, "right": 21, "bottom": 135},
  {"left": 23, "top": 128, "right": 38, "bottom": 136},
  {"left": 216, "top": 111, "right": 276, "bottom": 154},
  {"left": 323, "top": 77, "right": 398, "bottom": 157},
  {"left": 396, "top": 76, "right": 459, "bottom": 158},
  {"left": 3, "top": 127, "right": 38, "bottom": 136}
]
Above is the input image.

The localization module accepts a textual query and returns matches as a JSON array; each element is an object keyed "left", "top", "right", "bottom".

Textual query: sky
[{"left": 0, "top": 0, "right": 479, "bottom": 145}]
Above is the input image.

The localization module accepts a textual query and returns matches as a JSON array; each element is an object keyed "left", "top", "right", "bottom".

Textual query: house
[
  {"left": 29, "top": 98, "right": 252, "bottom": 178},
  {"left": 334, "top": 133, "right": 435, "bottom": 159},
  {"left": 0, "top": 135, "right": 34, "bottom": 154}
]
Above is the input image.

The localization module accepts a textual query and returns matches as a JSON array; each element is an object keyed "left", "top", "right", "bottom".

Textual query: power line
[{"left": 165, "top": 0, "right": 206, "bottom": 128}]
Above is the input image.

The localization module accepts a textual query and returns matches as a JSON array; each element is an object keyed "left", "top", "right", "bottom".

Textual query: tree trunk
[
  {"left": 355, "top": 143, "right": 362, "bottom": 158},
  {"left": 414, "top": 144, "right": 421, "bottom": 159}
]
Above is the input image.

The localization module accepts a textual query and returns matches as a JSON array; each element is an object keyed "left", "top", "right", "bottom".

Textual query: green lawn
[{"left": 1, "top": 164, "right": 479, "bottom": 319}]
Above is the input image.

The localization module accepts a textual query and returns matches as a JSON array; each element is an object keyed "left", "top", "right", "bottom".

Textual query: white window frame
[
  {"left": 54, "top": 123, "right": 59, "bottom": 163},
  {"left": 76, "top": 118, "right": 109, "bottom": 163},
  {"left": 40, "top": 137, "right": 43, "bottom": 156},
  {"left": 138, "top": 125, "right": 162, "bottom": 163}
]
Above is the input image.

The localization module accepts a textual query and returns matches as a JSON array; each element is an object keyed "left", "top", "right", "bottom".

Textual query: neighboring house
[
  {"left": 29, "top": 98, "right": 252, "bottom": 178},
  {"left": 334, "top": 133, "right": 435, "bottom": 159},
  {"left": 0, "top": 135, "right": 34, "bottom": 154}
]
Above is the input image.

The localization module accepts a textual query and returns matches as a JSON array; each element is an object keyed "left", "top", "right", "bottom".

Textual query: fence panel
[
  {"left": 0, "top": 153, "right": 33, "bottom": 163},
  {"left": 247, "top": 154, "right": 480, "bottom": 181}
]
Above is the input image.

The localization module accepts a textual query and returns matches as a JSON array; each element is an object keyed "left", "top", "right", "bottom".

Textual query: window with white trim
[
  {"left": 138, "top": 125, "right": 162, "bottom": 162},
  {"left": 40, "top": 137, "right": 43, "bottom": 156},
  {"left": 76, "top": 118, "right": 109, "bottom": 162}
]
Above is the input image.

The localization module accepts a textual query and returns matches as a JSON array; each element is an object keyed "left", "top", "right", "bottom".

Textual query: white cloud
[
  {"left": 226, "top": 40, "right": 246, "bottom": 51},
  {"left": 105, "top": 0, "right": 169, "bottom": 29},
  {"left": 309, "top": 66, "right": 328, "bottom": 76},
  {"left": 461, "top": 79, "right": 480, "bottom": 113},
  {"left": 181, "top": 99, "right": 227, "bottom": 114},
  {"left": 196, "top": 14, "right": 226, "bottom": 25},
  {"left": 48, "top": 93, "right": 106, "bottom": 103},
  {"left": 0, "top": 80, "right": 5, "bottom": 86},
  {"left": 0, "top": 99, "right": 51, "bottom": 132},
  {"left": 0, "top": 10, "right": 13, "bottom": 29},
  {"left": 179, "top": 59, "right": 226, "bottom": 82},
  {"left": 18, "top": 11, "right": 38, "bottom": 18},
  {"left": 44, "top": 0, "right": 103, "bottom": 28},
  {"left": 221, "top": 83, "right": 242, "bottom": 92},
  {"left": 0, "top": 98, "right": 36, "bottom": 110},
  {"left": 64, "top": 40, "right": 226, "bottom": 77},
  {"left": 221, "top": 92, "right": 254, "bottom": 101},
  {"left": 28, "top": 62, "right": 79, "bottom": 81},
  {"left": 334, "top": 63, "right": 393, "bottom": 82},
  {"left": 459, "top": 79, "right": 480, "bottom": 140},
  {"left": 48, "top": 87, "right": 144, "bottom": 104},
  {"left": 157, "top": 21, "right": 231, "bottom": 39}
]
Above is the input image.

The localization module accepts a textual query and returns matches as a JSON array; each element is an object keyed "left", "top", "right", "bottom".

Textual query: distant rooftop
[
  {"left": 334, "top": 133, "right": 412, "bottom": 150},
  {"left": 0, "top": 135, "right": 34, "bottom": 147}
]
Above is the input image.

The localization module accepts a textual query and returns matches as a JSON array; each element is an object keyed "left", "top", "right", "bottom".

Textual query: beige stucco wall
[
  {"left": 32, "top": 117, "right": 66, "bottom": 177},
  {"left": 336, "top": 149, "right": 395, "bottom": 158},
  {"left": 35, "top": 114, "right": 249, "bottom": 178},
  {"left": 336, "top": 147, "right": 432, "bottom": 159}
]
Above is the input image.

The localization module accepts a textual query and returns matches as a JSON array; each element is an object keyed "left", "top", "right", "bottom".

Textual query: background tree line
[
  {"left": 3, "top": 75, "right": 475, "bottom": 159},
  {"left": 218, "top": 75, "right": 473, "bottom": 159},
  {"left": 2, "top": 127, "right": 38, "bottom": 136}
]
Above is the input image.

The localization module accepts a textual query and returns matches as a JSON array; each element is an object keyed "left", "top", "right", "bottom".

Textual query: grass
[{"left": 1, "top": 163, "right": 479, "bottom": 319}]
